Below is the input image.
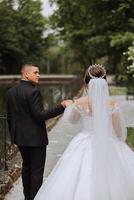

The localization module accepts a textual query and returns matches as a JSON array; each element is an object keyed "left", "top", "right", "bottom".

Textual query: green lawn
[
  {"left": 109, "top": 86, "right": 127, "bottom": 96},
  {"left": 127, "top": 127, "right": 134, "bottom": 150}
]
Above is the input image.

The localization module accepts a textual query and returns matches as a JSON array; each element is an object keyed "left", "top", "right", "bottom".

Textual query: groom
[{"left": 6, "top": 63, "right": 70, "bottom": 200}]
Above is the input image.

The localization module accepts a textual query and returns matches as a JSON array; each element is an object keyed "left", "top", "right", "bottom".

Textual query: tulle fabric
[{"left": 35, "top": 79, "right": 134, "bottom": 200}]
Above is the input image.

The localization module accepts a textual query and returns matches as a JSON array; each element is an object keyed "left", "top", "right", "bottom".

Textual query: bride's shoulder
[
  {"left": 108, "top": 98, "right": 120, "bottom": 111},
  {"left": 74, "top": 96, "right": 89, "bottom": 106},
  {"left": 73, "top": 96, "right": 91, "bottom": 114}
]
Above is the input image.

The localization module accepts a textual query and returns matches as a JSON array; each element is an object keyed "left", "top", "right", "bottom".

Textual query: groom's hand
[{"left": 61, "top": 100, "right": 73, "bottom": 107}]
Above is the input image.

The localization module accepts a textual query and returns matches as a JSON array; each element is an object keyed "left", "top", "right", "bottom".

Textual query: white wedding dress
[{"left": 35, "top": 79, "right": 134, "bottom": 200}]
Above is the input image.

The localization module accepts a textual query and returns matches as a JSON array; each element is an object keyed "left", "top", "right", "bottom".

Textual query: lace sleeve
[
  {"left": 112, "top": 105, "right": 127, "bottom": 141},
  {"left": 50, "top": 103, "right": 82, "bottom": 136},
  {"left": 67, "top": 104, "right": 81, "bottom": 124}
]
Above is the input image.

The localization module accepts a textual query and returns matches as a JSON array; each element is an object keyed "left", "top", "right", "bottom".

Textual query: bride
[{"left": 35, "top": 64, "right": 134, "bottom": 200}]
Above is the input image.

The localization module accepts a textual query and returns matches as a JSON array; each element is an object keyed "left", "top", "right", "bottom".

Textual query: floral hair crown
[{"left": 88, "top": 64, "right": 106, "bottom": 79}]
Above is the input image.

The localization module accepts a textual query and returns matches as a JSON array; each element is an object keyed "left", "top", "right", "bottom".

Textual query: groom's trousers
[{"left": 18, "top": 146, "right": 46, "bottom": 200}]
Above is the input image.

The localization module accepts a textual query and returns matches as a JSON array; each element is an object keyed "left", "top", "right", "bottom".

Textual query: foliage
[
  {"left": 50, "top": 0, "right": 134, "bottom": 74},
  {"left": 0, "top": 0, "right": 134, "bottom": 75},
  {"left": 0, "top": 0, "right": 46, "bottom": 74},
  {"left": 126, "top": 41, "right": 134, "bottom": 77},
  {"left": 123, "top": 41, "right": 134, "bottom": 88},
  {"left": 43, "top": 34, "right": 82, "bottom": 74},
  {"left": 127, "top": 127, "right": 134, "bottom": 150}
]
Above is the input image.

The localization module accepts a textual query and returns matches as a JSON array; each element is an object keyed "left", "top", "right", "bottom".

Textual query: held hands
[{"left": 61, "top": 100, "right": 74, "bottom": 108}]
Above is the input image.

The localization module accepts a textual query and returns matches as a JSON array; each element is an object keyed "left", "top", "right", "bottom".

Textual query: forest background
[{"left": 0, "top": 0, "right": 134, "bottom": 84}]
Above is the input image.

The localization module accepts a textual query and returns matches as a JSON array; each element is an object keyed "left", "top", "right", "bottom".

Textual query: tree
[
  {"left": 50, "top": 0, "right": 134, "bottom": 74},
  {"left": 17, "top": 0, "right": 46, "bottom": 65},
  {"left": 43, "top": 34, "right": 81, "bottom": 74},
  {"left": 126, "top": 41, "right": 134, "bottom": 77},
  {"left": 123, "top": 41, "right": 134, "bottom": 96},
  {"left": 0, "top": 0, "right": 21, "bottom": 73},
  {"left": 0, "top": 0, "right": 47, "bottom": 74}
]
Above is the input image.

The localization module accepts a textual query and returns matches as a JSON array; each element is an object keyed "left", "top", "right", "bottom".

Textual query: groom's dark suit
[{"left": 6, "top": 80, "right": 65, "bottom": 200}]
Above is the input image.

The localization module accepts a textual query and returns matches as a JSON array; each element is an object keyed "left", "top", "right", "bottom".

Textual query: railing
[
  {"left": 0, "top": 75, "right": 78, "bottom": 85},
  {"left": 0, "top": 114, "right": 10, "bottom": 171}
]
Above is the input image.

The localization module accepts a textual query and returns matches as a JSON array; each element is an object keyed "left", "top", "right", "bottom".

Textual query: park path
[{"left": 4, "top": 95, "right": 134, "bottom": 200}]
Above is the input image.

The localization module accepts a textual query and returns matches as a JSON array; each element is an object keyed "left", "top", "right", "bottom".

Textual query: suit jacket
[{"left": 6, "top": 80, "right": 65, "bottom": 146}]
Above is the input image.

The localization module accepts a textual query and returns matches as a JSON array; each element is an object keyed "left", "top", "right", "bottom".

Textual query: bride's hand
[{"left": 61, "top": 100, "right": 74, "bottom": 107}]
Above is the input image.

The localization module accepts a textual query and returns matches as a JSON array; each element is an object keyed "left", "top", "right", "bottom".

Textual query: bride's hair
[{"left": 84, "top": 64, "right": 106, "bottom": 84}]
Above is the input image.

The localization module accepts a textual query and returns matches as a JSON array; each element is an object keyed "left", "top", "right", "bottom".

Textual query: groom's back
[
  {"left": 6, "top": 80, "right": 48, "bottom": 146},
  {"left": 7, "top": 81, "right": 35, "bottom": 117}
]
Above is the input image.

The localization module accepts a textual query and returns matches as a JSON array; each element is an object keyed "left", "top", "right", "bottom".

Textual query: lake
[{"left": 0, "top": 81, "right": 80, "bottom": 114}]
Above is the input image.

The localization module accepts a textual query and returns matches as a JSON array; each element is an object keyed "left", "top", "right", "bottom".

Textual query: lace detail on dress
[
  {"left": 111, "top": 104, "right": 120, "bottom": 114},
  {"left": 72, "top": 103, "right": 94, "bottom": 133},
  {"left": 74, "top": 103, "right": 119, "bottom": 118},
  {"left": 74, "top": 104, "right": 92, "bottom": 117}
]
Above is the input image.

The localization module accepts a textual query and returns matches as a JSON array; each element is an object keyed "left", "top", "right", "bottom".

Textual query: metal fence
[{"left": 0, "top": 114, "right": 10, "bottom": 171}]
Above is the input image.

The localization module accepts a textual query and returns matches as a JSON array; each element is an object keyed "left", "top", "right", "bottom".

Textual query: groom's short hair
[{"left": 21, "top": 63, "right": 39, "bottom": 73}]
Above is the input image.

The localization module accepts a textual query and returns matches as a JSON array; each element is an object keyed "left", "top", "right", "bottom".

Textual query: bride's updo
[{"left": 84, "top": 64, "right": 106, "bottom": 84}]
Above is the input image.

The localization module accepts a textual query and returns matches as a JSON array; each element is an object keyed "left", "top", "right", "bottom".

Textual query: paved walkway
[{"left": 4, "top": 96, "right": 134, "bottom": 200}]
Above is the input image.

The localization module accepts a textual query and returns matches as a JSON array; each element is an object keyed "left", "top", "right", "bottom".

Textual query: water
[
  {"left": 0, "top": 86, "right": 8, "bottom": 114},
  {"left": 0, "top": 83, "right": 79, "bottom": 114}
]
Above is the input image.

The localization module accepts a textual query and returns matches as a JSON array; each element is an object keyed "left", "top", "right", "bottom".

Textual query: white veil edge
[{"left": 88, "top": 78, "right": 127, "bottom": 142}]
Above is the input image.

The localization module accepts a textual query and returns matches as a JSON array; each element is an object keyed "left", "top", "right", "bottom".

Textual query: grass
[
  {"left": 126, "top": 127, "right": 134, "bottom": 150},
  {"left": 109, "top": 86, "right": 127, "bottom": 96}
]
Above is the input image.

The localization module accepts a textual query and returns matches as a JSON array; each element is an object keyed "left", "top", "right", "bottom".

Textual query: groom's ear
[
  {"left": 22, "top": 68, "right": 28, "bottom": 78},
  {"left": 24, "top": 71, "right": 29, "bottom": 79}
]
